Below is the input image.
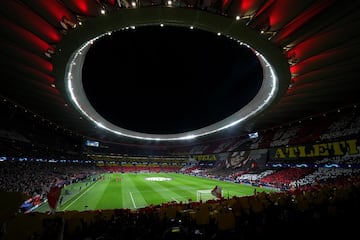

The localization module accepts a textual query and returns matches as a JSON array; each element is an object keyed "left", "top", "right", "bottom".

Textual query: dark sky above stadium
[{"left": 82, "top": 25, "right": 263, "bottom": 135}]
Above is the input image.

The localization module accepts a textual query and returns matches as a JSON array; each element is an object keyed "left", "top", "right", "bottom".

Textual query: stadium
[{"left": 0, "top": 1, "right": 360, "bottom": 240}]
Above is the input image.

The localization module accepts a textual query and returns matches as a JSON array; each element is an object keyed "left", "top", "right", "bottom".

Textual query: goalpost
[{"left": 196, "top": 189, "right": 220, "bottom": 202}]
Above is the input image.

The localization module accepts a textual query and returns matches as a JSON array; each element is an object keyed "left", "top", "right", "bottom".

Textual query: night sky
[{"left": 82, "top": 25, "right": 263, "bottom": 134}]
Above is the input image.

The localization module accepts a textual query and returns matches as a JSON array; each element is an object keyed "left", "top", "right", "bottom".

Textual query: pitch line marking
[
  {"left": 63, "top": 181, "right": 99, "bottom": 210},
  {"left": 129, "top": 192, "right": 137, "bottom": 209}
]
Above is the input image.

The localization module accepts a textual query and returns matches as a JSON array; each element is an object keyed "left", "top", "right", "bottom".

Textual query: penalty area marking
[
  {"left": 129, "top": 192, "right": 137, "bottom": 209},
  {"left": 130, "top": 192, "right": 179, "bottom": 208}
]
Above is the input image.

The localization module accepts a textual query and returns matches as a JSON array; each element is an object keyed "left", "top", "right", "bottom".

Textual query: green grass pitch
[{"left": 35, "top": 173, "right": 276, "bottom": 212}]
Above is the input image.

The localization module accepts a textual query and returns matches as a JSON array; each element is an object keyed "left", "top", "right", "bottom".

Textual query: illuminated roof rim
[{"left": 53, "top": 7, "right": 291, "bottom": 141}]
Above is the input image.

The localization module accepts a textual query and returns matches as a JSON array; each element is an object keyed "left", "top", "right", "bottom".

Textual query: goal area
[{"left": 196, "top": 189, "right": 220, "bottom": 202}]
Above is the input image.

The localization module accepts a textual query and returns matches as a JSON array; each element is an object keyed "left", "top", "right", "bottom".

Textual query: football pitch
[{"left": 35, "top": 173, "right": 276, "bottom": 212}]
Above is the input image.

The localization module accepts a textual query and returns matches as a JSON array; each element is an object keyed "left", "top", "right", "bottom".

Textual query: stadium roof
[{"left": 0, "top": 0, "right": 359, "bottom": 146}]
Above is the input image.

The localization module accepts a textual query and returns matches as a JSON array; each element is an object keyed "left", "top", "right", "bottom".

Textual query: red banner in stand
[{"left": 47, "top": 186, "right": 62, "bottom": 209}]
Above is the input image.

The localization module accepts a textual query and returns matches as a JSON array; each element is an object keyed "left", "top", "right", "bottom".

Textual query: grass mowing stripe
[
  {"left": 149, "top": 175, "right": 196, "bottom": 202},
  {"left": 122, "top": 174, "right": 148, "bottom": 209},
  {"left": 116, "top": 173, "right": 273, "bottom": 209},
  {"left": 96, "top": 174, "right": 123, "bottom": 210},
  {"left": 35, "top": 173, "right": 277, "bottom": 212},
  {"left": 167, "top": 173, "right": 214, "bottom": 191},
  {"left": 63, "top": 180, "right": 99, "bottom": 211},
  {"left": 130, "top": 174, "right": 171, "bottom": 207},
  {"left": 159, "top": 173, "right": 215, "bottom": 200},
  {"left": 63, "top": 176, "right": 113, "bottom": 211},
  {"left": 140, "top": 178, "right": 189, "bottom": 204},
  {"left": 166, "top": 173, "right": 274, "bottom": 199}
]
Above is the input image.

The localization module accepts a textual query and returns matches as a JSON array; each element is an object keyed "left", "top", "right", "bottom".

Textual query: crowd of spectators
[
  {"left": 1, "top": 100, "right": 360, "bottom": 239},
  {"left": 1, "top": 174, "right": 358, "bottom": 240},
  {"left": 0, "top": 161, "right": 99, "bottom": 198},
  {"left": 0, "top": 156, "right": 358, "bottom": 240}
]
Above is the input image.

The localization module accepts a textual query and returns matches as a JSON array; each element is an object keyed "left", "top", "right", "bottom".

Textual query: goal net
[{"left": 196, "top": 189, "right": 219, "bottom": 202}]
